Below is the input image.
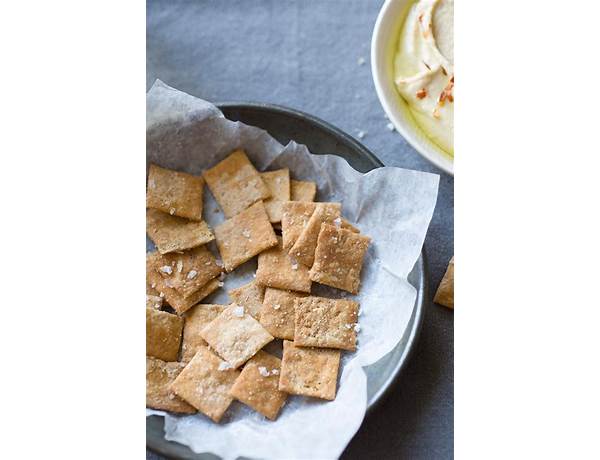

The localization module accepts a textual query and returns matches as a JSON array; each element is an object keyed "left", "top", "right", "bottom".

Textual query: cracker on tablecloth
[
  {"left": 146, "top": 208, "right": 214, "bottom": 254},
  {"left": 170, "top": 346, "right": 240, "bottom": 423},
  {"left": 214, "top": 201, "right": 278, "bottom": 272},
  {"left": 200, "top": 304, "right": 274, "bottom": 368},
  {"left": 261, "top": 169, "right": 290, "bottom": 223},
  {"left": 181, "top": 304, "right": 227, "bottom": 363},
  {"left": 203, "top": 150, "right": 270, "bottom": 218},
  {"left": 434, "top": 256, "right": 454, "bottom": 309},
  {"left": 146, "top": 357, "right": 196, "bottom": 414},
  {"left": 260, "top": 287, "right": 307, "bottom": 340},
  {"left": 146, "top": 164, "right": 204, "bottom": 221},
  {"left": 289, "top": 203, "right": 341, "bottom": 267},
  {"left": 229, "top": 351, "right": 287, "bottom": 420},
  {"left": 256, "top": 237, "right": 311, "bottom": 293},
  {"left": 294, "top": 295, "right": 359, "bottom": 351},
  {"left": 146, "top": 307, "right": 184, "bottom": 362},
  {"left": 309, "top": 224, "right": 370, "bottom": 294},
  {"left": 278, "top": 340, "right": 341, "bottom": 401},
  {"left": 290, "top": 179, "right": 317, "bottom": 202},
  {"left": 227, "top": 280, "right": 265, "bottom": 320},
  {"left": 281, "top": 201, "right": 317, "bottom": 251}
]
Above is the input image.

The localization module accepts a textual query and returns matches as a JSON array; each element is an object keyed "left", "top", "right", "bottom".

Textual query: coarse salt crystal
[
  {"left": 333, "top": 217, "right": 342, "bottom": 228},
  {"left": 242, "top": 229, "right": 251, "bottom": 238},
  {"left": 386, "top": 122, "right": 395, "bottom": 132},
  {"left": 159, "top": 265, "right": 173, "bottom": 275},
  {"left": 169, "top": 208, "right": 176, "bottom": 215},
  {"left": 233, "top": 306, "right": 244, "bottom": 317},
  {"left": 187, "top": 270, "right": 198, "bottom": 280},
  {"left": 176, "top": 260, "right": 183, "bottom": 273},
  {"left": 258, "top": 366, "right": 270, "bottom": 377},
  {"left": 148, "top": 180, "right": 156, "bottom": 189},
  {"left": 354, "top": 323, "right": 361, "bottom": 332},
  {"left": 216, "top": 259, "right": 224, "bottom": 267},
  {"left": 218, "top": 361, "right": 233, "bottom": 371},
  {"left": 218, "top": 281, "right": 224, "bottom": 287},
  {"left": 291, "top": 262, "right": 298, "bottom": 270},
  {"left": 357, "top": 130, "right": 366, "bottom": 139},
  {"left": 273, "top": 304, "right": 281, "bottom": 310},
  {"left": 271, "top": 369, "right": 279, "bottom": 375}
]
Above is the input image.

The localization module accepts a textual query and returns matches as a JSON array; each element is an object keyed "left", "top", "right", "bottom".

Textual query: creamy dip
[{"left": 394, "top": 0, "right": 454, "bottom": 156}]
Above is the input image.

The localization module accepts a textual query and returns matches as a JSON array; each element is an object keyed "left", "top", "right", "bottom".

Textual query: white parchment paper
[{"left": 146, "top": 80, "right": 439, "bottom": 460}]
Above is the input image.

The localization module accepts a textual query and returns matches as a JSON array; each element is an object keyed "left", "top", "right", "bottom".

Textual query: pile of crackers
[{"left": 147, "top": 149, "right": 371, "bottom": 422}]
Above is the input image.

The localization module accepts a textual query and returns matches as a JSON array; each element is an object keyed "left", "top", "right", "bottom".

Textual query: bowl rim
[{"left": 371, "top": 0, "right": 454, "bottom": 176}]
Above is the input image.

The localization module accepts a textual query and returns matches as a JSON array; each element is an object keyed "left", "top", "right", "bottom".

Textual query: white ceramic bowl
[{"left": 371, "top": 0, "right": 454, "bottom": 175}]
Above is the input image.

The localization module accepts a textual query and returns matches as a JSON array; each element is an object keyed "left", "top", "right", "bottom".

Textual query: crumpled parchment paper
[{"left": 146, "top": 80, "right": 439, "bottom": 460}]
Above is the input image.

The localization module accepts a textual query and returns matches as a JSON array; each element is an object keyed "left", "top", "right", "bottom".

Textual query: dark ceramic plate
[{"left": 147, "top": 103, "right": 427, "bottom": 459}]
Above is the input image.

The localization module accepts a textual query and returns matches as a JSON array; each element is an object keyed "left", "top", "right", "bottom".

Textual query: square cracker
[
  {"left": 146, "top": 307, "right": 184, "bottom": 362},
  {"left": 227, "top": 280, "right": 265, "bottom": 320},
  {"left": 281, "top": 201, "right": 317, "bottom": 251},
  {"left": 229, "top": 351, "right": 287, "bottom": 420},
  {"left": 146, "top": 208, "right": 214, "bottom": 254},
  {"left": 146, "top": 357, "right": 196, "bottom": 414},
  {"left": 260, "top": 287, "right": 307, "bottom": 340},
  {"left": 294, "top": 295, "right": 359, "bottom": 351},
  {"left": 261, "top": 169, "right": 290, "bottom": 223},
  {"left": 146, "top": 164, "right": 204, "bottom": 221},
  {"left": 200, "top": 304, "right": 274, "bottom": 368},
  {"left": 181, "top": 304, "right": 227, "bottom": 363},
  {"left": 152, "top": 246, "right": 222, "bottom": 299},
  {"left": 170, "top": 346, "right": 240, "bottom": 423},
  {"left": 290, "top": 179, "right": 317, "bottom": 202},
  {"left": 214, "top": 201, "right": 278, "bottom": 272},
  {"left": 309, "top": 224, "right": 371, "bottom": 294},
  {"left": 290, "top": 203, "right": 342, "bottom": 267},
  {"left": 203, "top": 150, "right": 270, "bottom": 218},
  {"left": 256, "top": 237, "right": 311, "bottom": 293},
  {"left": 147, "top": 253, "right": 222, "bottom": 314},
  {"left": 434, "top": 256, "right": 454, "bottom": 309},
  {"left": 278, "top": 340, "right": 340, "bottom": 401}
]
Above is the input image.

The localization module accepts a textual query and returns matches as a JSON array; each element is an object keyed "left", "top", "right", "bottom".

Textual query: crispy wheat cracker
[
  {"left": 261, "top": 169, "right": 290, "bottom": 223},
  {"left": 214, "top": 201, "right": 278, "bottom": 272},
  {"left": 203, "top": 150, "right": 270, "bottom": 218},
  {"left": 147, "top": 253, "right": 222, "bottom": 314},
  {"left": 146, "top": 294, "right": 163, "bottom": 310},
  {"left": 256, "top": 237, "right": 311, "bottom": 293},
  {"left": 146, "top": 307, "right": 184, "bottom": 361},
  {"left": 290, "top": 203, "right": 341, "bottom": 267},
  {"left": 229, "top": 351, "right": 287, "bottom": 420},
  {"left": 181, "top": 304, "right": 226, "bottom": 363},
  {"left": 278, "top": 340, "right": 340, "bottom": 400},
  {"left": 294, "top": 296, "right": 359, "bottom": 351},
  {"left": 260, "top": 287, "right": 307, "bottom": 340},
  {"left": 146, "top": 357, "right": 196, "bottom": 414},
  {"left": 200, "top": 304, "right": 274, "bottom": 368},
  {"left": 290, "top": 179, "right": 317, "bottom": 202},
  {"left": 309, "top": 224, "right": 371, "bottom": 294},
  {"left": 434, "top": 256, "right": 454, "bottom": 309},
  {"left": 146, "top": 164, "right": 204, "bottom": 221},
  {"left": 281, "top": 201, "right": 317, "bottom": 251},
  {"left": 152, "top": 246, "right": 222, "bottom": 299},
  {"left": 170, "top": 346, "right": 240, "bottom": 422},
  {"left": 146, "top": 208, "right": 214, "bottom": 254},
  {"left": 227, "top": 280, "right": 265, "bottom": 319}
]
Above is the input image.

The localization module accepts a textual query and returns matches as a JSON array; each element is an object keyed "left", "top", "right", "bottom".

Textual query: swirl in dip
[{"left": 394, "top": 0, "right": 454, "bottom": 156}]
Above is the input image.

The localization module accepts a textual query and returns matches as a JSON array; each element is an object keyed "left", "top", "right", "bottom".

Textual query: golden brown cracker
[
  {"left": 227, "top": 280, "right": 265, "bottom": 320},
  {"left": 146, "top": 164, "right": 204, "bottom": 221},
  {"left": 434, "top": 257, "right": 454, "bottom": 309},
  {"left": 146, "top": 307, "right": 184, "bottom": 362},
  {"left": 146, "top": 208, "right": 214, "bottom": 254},
  {"left": 290, "top": 179, "right": 317, "bottom": 202},
  {"left": 259, "top": 287, "right": 307, "bottom": 340},
  {"left": 261, "top": 169, "right": 291, "bottom": 223},
  {"left": 146, "top": 357, "right": 196, "bottom": 414},
  {"left": 181, "top": 304, "right": 227, "bottom": 363},
  {"left": 281, "top": 201, "right": 317, "bottom": 251},
  {"left": 256, "top": 237, "right": 311, "bottom": 293}
]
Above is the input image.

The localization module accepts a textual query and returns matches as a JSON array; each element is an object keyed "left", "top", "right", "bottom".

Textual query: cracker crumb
[
  {"left": 233, "top": 306, "right": 244, "bottom": 317},
  {"left": 357, "top": 56, "right": 365, "bottom": 66},
  {"left": 258, "top": 366, "right": 270, "bottom": 377},
  {"left": 159, "top": 265, "right": 173, "bottom": 275},
  {"left": 218, "top": 281, "right": 224, "bottom": 287},
  {"left": 186, "top": 269, "right": 198, "bottom": 280},
  {"left": 354, "top": 323, "right": 361, "bottom": 332},
  {"left": 218, "top": 361, "right": 233, "bottom": 371},
  {"left": 357, "top": 130, "right": 367, "bottom": 139},
  {"left": 386, "top": 122, "right": 396, "bottom": 132}
]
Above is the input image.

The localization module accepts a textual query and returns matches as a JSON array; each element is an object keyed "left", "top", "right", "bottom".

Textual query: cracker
[
  {"left": 281, "top": 201, "right": 317, "bottom": 251},
  {"left": 434, "top": 256, "right": 454, "bottom": 309},
  {"left": 147, "top": 253, "right": 222, "bottom": 314},
  {"left": 261, "top": 169, "right": 290, "bottom": 223},
  {"left": 229, "top": 351, "right": 287, "bottom": 420},
  {"left": 294, "top": 296, "right": 359, "bottom": 351},
  {"left": 146, "top": 357, "right": 196, "bottom": 414},
  {"left": 278, "top": 340, "right": 340, "bottom": 400},
  {"left": 146, "top": 307, "right": 184, "bottom": 362},
  {"left": 170, "top": 346, "right": 240, "bottom": 423},
  {"left": 146, "top": 208, "right": 214, "bottom": 254},
  {"left": 146, "top": 294, "right": 163, "bottom": 310},
  {"left": 214, "top": 201, "right": 278, "bottom": 272},
  {"left": 203, "top": 150, "right": 270, "bottom": 218},
  {"left": 151, "top": 246, "right": 222, "bottom": 299},
  {"left": 260, "top": 287, "right": 307, "bottom": 340},
  {"left": 290, "top": 179, "right": 317, "bottom": 202},
  {"left": 227, "top": 280, "right": 265, "bottom": 320},
  {"left": 290, "top": 203, "right": 342, "bottom": 267},
  {"left": 146, "top": 164, "right": 204, "bottom": 221},
  {"left": 256, "top": 237, "right": 311, "bottom": 293},
  {"left": 181, "top": 304, "right": 227, "bottom": 363},
  {"left": 309, "top": 224, "right": 371, "bottom": 294},
  {"left": 200, "top": 304, "right": 274, "bottom": 368}
]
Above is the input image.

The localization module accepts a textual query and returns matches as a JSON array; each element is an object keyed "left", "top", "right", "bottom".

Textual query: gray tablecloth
[{"left": 146, "top": 1, "right": 453, "bottom": 458}]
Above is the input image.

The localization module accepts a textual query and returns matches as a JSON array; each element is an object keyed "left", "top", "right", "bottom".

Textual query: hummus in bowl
[{"left": 372, "top": 0, "right": 454, "bottom": 174}]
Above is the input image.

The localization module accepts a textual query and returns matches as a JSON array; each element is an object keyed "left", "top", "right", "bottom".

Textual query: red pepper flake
[{"left": 416, "top": 88, "right": 427, "bottom": 99}]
